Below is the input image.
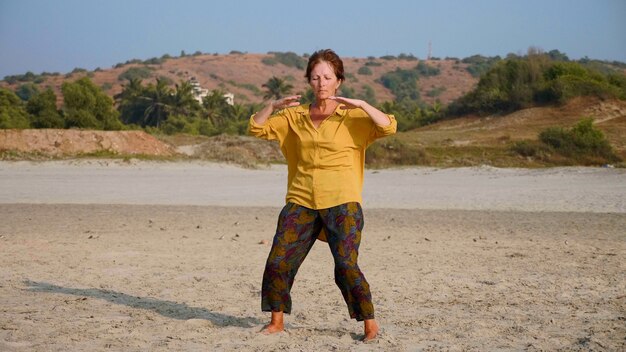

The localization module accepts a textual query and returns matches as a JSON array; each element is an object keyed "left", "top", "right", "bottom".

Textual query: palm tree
[
  {"left": 143, "top": 78, "right": 173, "bottom": 127},
  {"left": 171, "top": 80, "right": 200, "bottom": 116},
  {"left": 262, "top": 76, "right": 293, "bottom": 100},
  {"left": 116, "top": 78, "right": 147, "bottom": 125},
  {"left": 202, "top": 90, "right": 231, "bottom": 128}
]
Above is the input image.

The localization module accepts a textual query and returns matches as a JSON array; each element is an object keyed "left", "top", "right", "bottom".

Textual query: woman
[{"left": 248, "top": 49, "right": 396, "bottom": 341}]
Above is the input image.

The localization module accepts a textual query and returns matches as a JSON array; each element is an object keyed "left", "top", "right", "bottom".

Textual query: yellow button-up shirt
[{"left": 248, "top": 104, "right": 397, "bottom": 210}]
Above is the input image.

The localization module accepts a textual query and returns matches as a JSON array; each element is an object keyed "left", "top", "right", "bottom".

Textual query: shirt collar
[{"left": 294, "top": 103, "right": 348, "bottom": 117}]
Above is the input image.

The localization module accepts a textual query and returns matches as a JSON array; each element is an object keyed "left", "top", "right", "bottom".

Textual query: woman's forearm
[
  {"left": 252, "top": 102, "right": 275, "bottom": 126},
  {"left": 253, "top": 95, "right": 302, "bottom": 126},
  {"left": 360, "top": 102, "right": 391, "bottom": 126}
]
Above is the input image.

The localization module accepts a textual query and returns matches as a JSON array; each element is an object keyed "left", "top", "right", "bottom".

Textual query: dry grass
[{"left": 375, "top": 97, "right": 626, "bottom": 167}]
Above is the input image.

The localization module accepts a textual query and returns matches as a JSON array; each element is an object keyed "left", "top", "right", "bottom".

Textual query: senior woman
[{"left": 248, "top": 49, "right": 396, "bottom": 341}]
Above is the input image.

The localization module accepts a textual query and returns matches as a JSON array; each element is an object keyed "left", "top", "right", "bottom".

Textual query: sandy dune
[{"left": 0, "top": 161, "right": 624, "bottom": 351}]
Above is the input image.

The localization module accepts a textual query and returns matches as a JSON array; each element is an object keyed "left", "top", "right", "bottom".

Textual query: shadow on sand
[{"left": 23, "top": 280, "right": 262, "bottom": 328}]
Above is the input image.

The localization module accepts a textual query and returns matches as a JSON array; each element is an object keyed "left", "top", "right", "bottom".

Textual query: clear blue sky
[{"left": 1, "top": 0, "right": 625, "bottom": 78}]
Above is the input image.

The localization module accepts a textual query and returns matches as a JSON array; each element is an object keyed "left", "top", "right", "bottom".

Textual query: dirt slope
[{"left": 0, "top": 129, "right": 176, "bottom": 157}]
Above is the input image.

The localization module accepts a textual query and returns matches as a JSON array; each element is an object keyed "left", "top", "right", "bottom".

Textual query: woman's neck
[{"left": 312, "top": 99, "right": 337, "bottom": 113}]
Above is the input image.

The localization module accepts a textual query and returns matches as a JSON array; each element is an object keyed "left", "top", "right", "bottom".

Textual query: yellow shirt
[{"left": 248, "top": 103, "right": 397, "bottom": 210}]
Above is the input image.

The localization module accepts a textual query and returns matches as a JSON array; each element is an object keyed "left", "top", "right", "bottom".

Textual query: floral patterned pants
[{"left": 261, "top": 202, "right": 374, "bottom": 321}]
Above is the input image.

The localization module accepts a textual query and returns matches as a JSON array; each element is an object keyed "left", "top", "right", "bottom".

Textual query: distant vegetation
[
  {"left": 1, "top": 49, "right": 625, "bottom": 166},
  {"left": 511, "top": 118, "right": 621, "bottom": 165},
  {"left": 3, "top": 71, "right": 60, "bottom": 84},
  {"left": 1, "top": 77, "right": 122, "bottom": 130},
  {"left": 263, "top": 52, "right": 307, "bottom": 69},
  {"left": 449, "top": 50, "right": 626, "bottom": 116},
  {"left": 118, "top": 66, "right": 154, "bottom": 81}
]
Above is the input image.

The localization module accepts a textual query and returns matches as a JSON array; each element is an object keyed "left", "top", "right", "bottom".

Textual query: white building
[{"left": 189, "top": 77, "right": 234, "bottom": 105}]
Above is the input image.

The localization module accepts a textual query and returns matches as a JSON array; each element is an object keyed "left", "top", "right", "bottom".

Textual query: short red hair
[{"left": 305, "top": 49, "right": 345, "bottom": 82}]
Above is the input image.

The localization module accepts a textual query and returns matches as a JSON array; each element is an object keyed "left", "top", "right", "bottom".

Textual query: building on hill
[{"left": 189, "top": 77, "right": 234, "bottom": 105}]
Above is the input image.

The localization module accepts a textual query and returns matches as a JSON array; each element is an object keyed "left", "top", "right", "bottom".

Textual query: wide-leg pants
[{"left": 261, "top": 202, "right": 375, "bottom": 321}]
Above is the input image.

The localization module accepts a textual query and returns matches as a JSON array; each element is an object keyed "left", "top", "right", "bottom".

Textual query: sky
[{"left": 1, "top": 0, "right": 625, "bottom": 78}]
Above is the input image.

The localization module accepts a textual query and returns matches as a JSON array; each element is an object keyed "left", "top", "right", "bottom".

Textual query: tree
[
  {"left": 62, "top": 77, "right": 123, "bottom": 130},
  {"left": 16, "top": 83, "right": 40, "bottom": 101},
  {"left": 27, "top": 88, "right": 64, "bottom": 128},
  {"left": 202, "top": 90, "right": 232, "bottom": 128},
  {"left": 171, "top": 80, "right": 200, "bottom": 116},
  {"left": 116, "top": 78, "right": 149, "bottom": 125},
  {"left": 0, "top": 88, "right": 31, "bottom": 129},
  {"left": 142, "top": 78, "right": 173, "bottom": 127},
  {"left": 262, "top": 76, "right": 293, "bottom": 100}
]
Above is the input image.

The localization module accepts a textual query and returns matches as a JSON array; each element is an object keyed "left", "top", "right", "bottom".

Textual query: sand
[{"left": 0, "top": 161, "right": 625, "bottom": 351}]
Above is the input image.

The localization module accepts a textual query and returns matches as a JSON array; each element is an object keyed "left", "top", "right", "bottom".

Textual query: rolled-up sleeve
[
  {"left": 248, "top": 113, "right": 289, "bottom": 142},
  {"left": 368, "top": 114, "right": 397, "bottom": 142}
]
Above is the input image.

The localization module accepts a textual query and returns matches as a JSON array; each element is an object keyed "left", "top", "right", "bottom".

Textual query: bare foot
[
  {"left": 260, "top": 323, "right": 284, "bottom": 334},
  {"left": 260, "top": 311, "right": 284, "bottom": 334},
  {"left": 362, "top": 319, "right": 379, "bottom": 342}
]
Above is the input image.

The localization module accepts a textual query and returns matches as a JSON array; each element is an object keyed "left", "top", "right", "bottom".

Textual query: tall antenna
[{"left": 427, "top": 41, "right": 432, "bottom": 60}]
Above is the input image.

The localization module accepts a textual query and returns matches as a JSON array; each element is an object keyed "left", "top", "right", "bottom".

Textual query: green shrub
[
  {"left": 0, "top": 88, "right": 31, "bottom": 129},
  {"left": 365, "top": 61, "right": 382, "bottom": 67},
  {"left": 161, "top": 114, "right": 198, "bottom": 135},
  {"left": 357, "top": 85, "right": 376, "bottom": 104},
  {"left": 118, "top": 66, "right": 153, "bottom": 81},
  {"left": 538, "top": 118, "right": 620, "bottom": 162},
  {"left": 16, "top": 83, "right": 40, "bottom": 101},
  {"left": 365, "top": 137, "right": 427, "bottom": 166},
  {"left": 378, "top": 68, "right": 420, "bottom": 101},
  {"left": 143, "top": 57, "right": 165, "bottom": 65},
  {"left": 398, "top": 53, "right": 418, "bottom": 61},
  {"left": 339, "top": 86, "right": 355, "bottom": 98},
  {"left": 510, "top": 140, "right": 549, "bottom": 158},
  {"left": 357, "top": 66, "right": 372, "bottom": 75},
  {"left": 267, "top": 52, "right": 307, "bottom": 69},
  {"left": 416, "top": 62, "right": 440, "bottom": 76},
  {"left": 27, "top": 88, "right": 64, "bottom": 128},
  {"left": 261, "top": 57, "right": 278, "bottom": 66},
  {"left": 426, "top": 86, "right": 446, "bottom": 98}
]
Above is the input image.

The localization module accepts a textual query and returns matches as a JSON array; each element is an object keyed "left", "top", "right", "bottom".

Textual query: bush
[
  {"left": 378, "top": 68, "right": 420, "bottom": 101},
  {"left": 462, "top": 55, "right": 501, "bottom": 78},
  {"left": 267, "top": 52, "right": 307, "bottom": 69},
  {"left": 143, "top": 57, "right": 165, "bottom": 65},
  {"left": 261, "top": 57, "right": 278, "bottom": 66},
  {"left": 0, "top": 88, "right": 31, "bottom": 129},
  {"left": 398, "top": 53, "right": 418, "bottom": 61},
  {"left": 16, "top": 83, "right": 40, "bottom": 101},
  {"left": 160, "top": 114, "right": 198, "bottom": 135},
  {"left": 357, "top": 66, "right": 372, "bottom": 75},
  {"left": 118, "top": 66, "right": 153, "bottom": 81},
  {"left": 365, "top": 137, "right": 427, "bottom": 166},
  {"left": 416, "top": 62, "right": 440, "bottom": 76},
  {"left": 426, "top": 86, "right": 446, "bottom": 98},
  {"left": 27, "top": 88, "right": 64, "bottom": 128},
  {"left": 510, "top": 140, "right": 549, "bottom": 158},
  {"left": 538, "top": 118, "right": 620, "bottom": 162}
]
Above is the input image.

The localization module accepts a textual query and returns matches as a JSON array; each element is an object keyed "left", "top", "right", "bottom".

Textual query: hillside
[
  {"left": 0, "top": 52, "right": 478, "bottom": 106},
  {"left": 384, "top": 97, "right": 626, "bottom": 167}
]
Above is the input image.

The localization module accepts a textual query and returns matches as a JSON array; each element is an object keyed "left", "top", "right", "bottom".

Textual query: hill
[
  {"left": 381, "top": 97, "right": 626, "bottom": 167},
  {"left": 0, "top": 52, "right": 478, "bottom": 107}
]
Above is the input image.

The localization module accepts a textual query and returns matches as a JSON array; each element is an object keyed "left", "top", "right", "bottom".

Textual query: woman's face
[{"left": 308, "top": 61, "right": 342, "bottom": 100}]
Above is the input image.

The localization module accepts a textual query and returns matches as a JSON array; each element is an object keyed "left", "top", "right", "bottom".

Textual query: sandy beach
[{"left": 1, "top": 161, "right": 625, "bottom": 351}]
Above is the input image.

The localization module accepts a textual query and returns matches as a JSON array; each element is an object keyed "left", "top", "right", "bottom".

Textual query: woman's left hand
[{"left": 329, "top": 96, "right": 364, "bottom": 109}]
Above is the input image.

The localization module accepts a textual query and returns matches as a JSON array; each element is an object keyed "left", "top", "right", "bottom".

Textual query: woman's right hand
[{"left": 271, "top": 95, "right": 301, "bottom": 110}]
